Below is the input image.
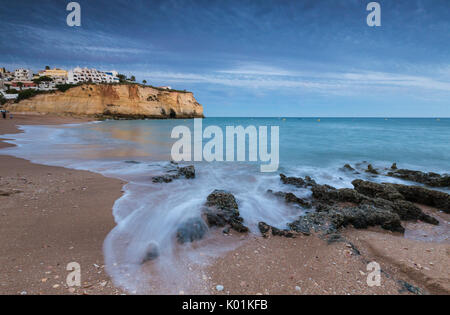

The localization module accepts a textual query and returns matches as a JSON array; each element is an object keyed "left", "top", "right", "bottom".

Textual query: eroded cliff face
[{"left": 6, "top": 84, "right": 204, "bottom": 119}]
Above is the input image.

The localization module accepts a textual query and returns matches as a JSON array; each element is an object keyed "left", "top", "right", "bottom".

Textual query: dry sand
[{"left": 0, "top": 114, "right": 448, "bottom": 295}]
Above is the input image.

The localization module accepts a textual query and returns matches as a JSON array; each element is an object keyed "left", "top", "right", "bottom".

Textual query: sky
[{"left": 0, "top": 0, "right": 449, "bottom": 117}]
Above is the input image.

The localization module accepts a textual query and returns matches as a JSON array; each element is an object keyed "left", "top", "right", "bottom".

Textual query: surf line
[{"left": 170, "top": 118, "right": 280, "bottom": 172}]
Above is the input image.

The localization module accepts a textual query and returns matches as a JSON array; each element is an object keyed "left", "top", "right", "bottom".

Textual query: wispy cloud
[{"left": 134, "top": 63, "right": 450, "bottom": 96}]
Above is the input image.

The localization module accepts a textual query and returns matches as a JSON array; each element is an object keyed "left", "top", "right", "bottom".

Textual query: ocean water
[{"left": 2, "top": 117, "right": 449, "bottom": 293}]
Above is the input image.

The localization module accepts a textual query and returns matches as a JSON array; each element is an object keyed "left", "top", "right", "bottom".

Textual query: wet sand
[
  {"left": 0, "top": 114, "right": 125, "bottom": 295},
  {"left": 1, "top": 114, "right": 448, "bottom": 295}
]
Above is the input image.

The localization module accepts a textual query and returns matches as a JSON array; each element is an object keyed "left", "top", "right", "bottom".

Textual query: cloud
[
  {"left": 0, "top": 22, "right": 153, "bottom": 57},
  {"left": 133, "top": 63, "right": 450, "bottom": 96}
]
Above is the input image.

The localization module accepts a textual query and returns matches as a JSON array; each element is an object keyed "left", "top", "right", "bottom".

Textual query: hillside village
[{"left": 0, "top": 66, "right": 172, "bottom": 105}]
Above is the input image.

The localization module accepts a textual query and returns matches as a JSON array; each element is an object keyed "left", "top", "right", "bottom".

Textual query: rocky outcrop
[
  {"left": 267, "top": 190, "right": 312, "bottom": 208},
  {"left": 266, "top": 174, "right": 443, "bottom": 237},
  {"left": 352, "top": 179, "right": 450, "bottom": 214},
  {"left": 365, "top": 164, "right": 379, "bottom": 175},
  {"left": 152, "top": 165, "right": 196, "bottom": 183},
  {"left": 5, "top": 84, "right": 204, "bottom": 119},
  {"left": 387, "top": 169, "right": 450, "bottom": 187},
  {"left": 350, "top": 180, "right": 404, "bottom": 201},
  {"left": 258, "top": 222, "right": 297, "bottom": 238},
  {"left": 279, "top": 174, "right": 316, "bottom": 188},
  {"left": 203, "top": 190, "right": 249, "bottom": 233},
  {"left": 288, "top": 204, "right": 405, "bottom": 234},
  {"left": 311, "top": 180, "right": 439, "bottom": 225},
  {"left": 391, "top": 184, "right": 450, "bottom": 213},
  {"left": 175, "top": 190, "right": 249, "bottom": 244},
  {"left": 176, "top": 218, "right": 208, "bottom": 244},
  {"left": 311, "top": 185, "right": 369, "bottom": 205}
]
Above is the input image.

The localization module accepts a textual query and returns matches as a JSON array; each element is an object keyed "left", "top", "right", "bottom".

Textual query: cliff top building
[
  {"left": 14, "top": 68, "right": 33, "bottom": 81},
  {"left": 39, "top": 68, "right": 68, "bottom": 78},
  {"left": 67, "top": 67, "right": 119, "bottom": 84},
  {"left": 38, "top": 68, "right": 68, "bottom": 84}
]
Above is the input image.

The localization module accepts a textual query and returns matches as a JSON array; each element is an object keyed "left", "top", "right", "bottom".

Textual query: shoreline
[
  {"left": 0, "top": 114, "right": 125, "bottom": 295},
  {"left": 0, "top": 114, "right": 448, "bottom": 295}
]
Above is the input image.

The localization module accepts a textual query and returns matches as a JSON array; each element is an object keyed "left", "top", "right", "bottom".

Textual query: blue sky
[{"left": 1, "top": 0, "right": 449, "bottom": 117}]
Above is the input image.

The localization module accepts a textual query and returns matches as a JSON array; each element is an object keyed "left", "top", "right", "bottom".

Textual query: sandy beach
[
  {"left": 0, "top": 115, "right": 125, "bottom": 295},
  {"left": 0, "top": 114, "right": 448, "bottom": 295}
]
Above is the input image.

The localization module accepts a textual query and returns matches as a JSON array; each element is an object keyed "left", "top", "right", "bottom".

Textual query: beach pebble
[
  {"left": 295, "top": 286, "right": 301, "bottom": 292},
  {"left": 20, "top": 291, "right": 27, "bottom": 295},
  {"left": 216, "top": 285, "right": 224, "bottom": 291}
]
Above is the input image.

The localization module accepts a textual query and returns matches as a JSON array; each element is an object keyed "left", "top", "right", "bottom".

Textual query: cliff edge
[{"left": 5, "top": 84, "right": 204, "bottom": 119}]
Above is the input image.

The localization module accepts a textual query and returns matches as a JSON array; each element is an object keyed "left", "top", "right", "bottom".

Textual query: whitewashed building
[
  {"left": 14, "top": 68, "right": 33, "bottom": 81},
  {"left": 67, "top": 67, "right": 119, "bottom": 84}
]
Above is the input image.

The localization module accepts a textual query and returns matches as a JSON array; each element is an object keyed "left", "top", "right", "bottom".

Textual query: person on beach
[{"left": 1, "top": 110, "right": 6, "bottom": 119}]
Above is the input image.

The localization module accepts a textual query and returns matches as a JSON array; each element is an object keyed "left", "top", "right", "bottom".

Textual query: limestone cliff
[{"left": 6, "top": 84, "right": 204, "bottom": 119}]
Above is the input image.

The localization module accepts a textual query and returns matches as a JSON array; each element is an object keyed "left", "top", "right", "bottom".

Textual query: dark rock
[
  {"left": 352, "top": 180, "right": 440, "bottom": 223},
  {"left": 280, "top": 174, "right": 316, "bottom": 188},
  {"left": 352, "top": 179, "right": 404, "bottom": 201},
  {"left": 142, "top": 242, "right": 160, "bottom": 263},
  {"left": 363, "top": 198, "right": 439, "bottom": 225},
  {"left": 152, "top": 165, "right": 196, "bottom": 183},
  {"left": 258, "top": 222, "right": 297, "bottom": 238},
  {"left": 289, "top": 204, "right": 404, "bottom": 234},
  {"left": 178, "top": 165, "right": 195, "bottom": 179},
  {"left": 391, "top": 163, "right": 398, "bottom": 170},
  {"left": 152, "top": 174, "right": 177, "bottom": 183},
  {"left": 258, "top": 222, "right": 271, "bottom": 237},
  {"left": 339, "top": 205, "right": 404, "bottom": 233},
  {"left": 176, "top": 217, "right": 208, "bottom": 244},
  {"left": 341, "top": 164, "right": 360, "bottom": 174},
  {"left": 203, "top": 190, "right": 249, "bottom": 233},
  {"left": 311, "top": 184, "right": 369, "bottom": 205},
  {"left": 387, "top": 168, "right": 450, "bottom": 187},
  {"left": 391, "top": 184, "right": 450, "bottom": 214},
  {"left": 366, "top": 164, "right": 379, "bottom": 175},
  {"left": 352, "top": 179, "right": 450, "bottom": 214},
  {"left": 267, "top": 190, "right": 312, "bottom": 208},
  {"left": 124, "top": 160, "right": 141, "bottom": 164},
  {"left": 343, "top": 164, "right": 355, "bottom": 171},
  {"left": 271, "top": 227, "right": 295, "bottom": 238}
]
